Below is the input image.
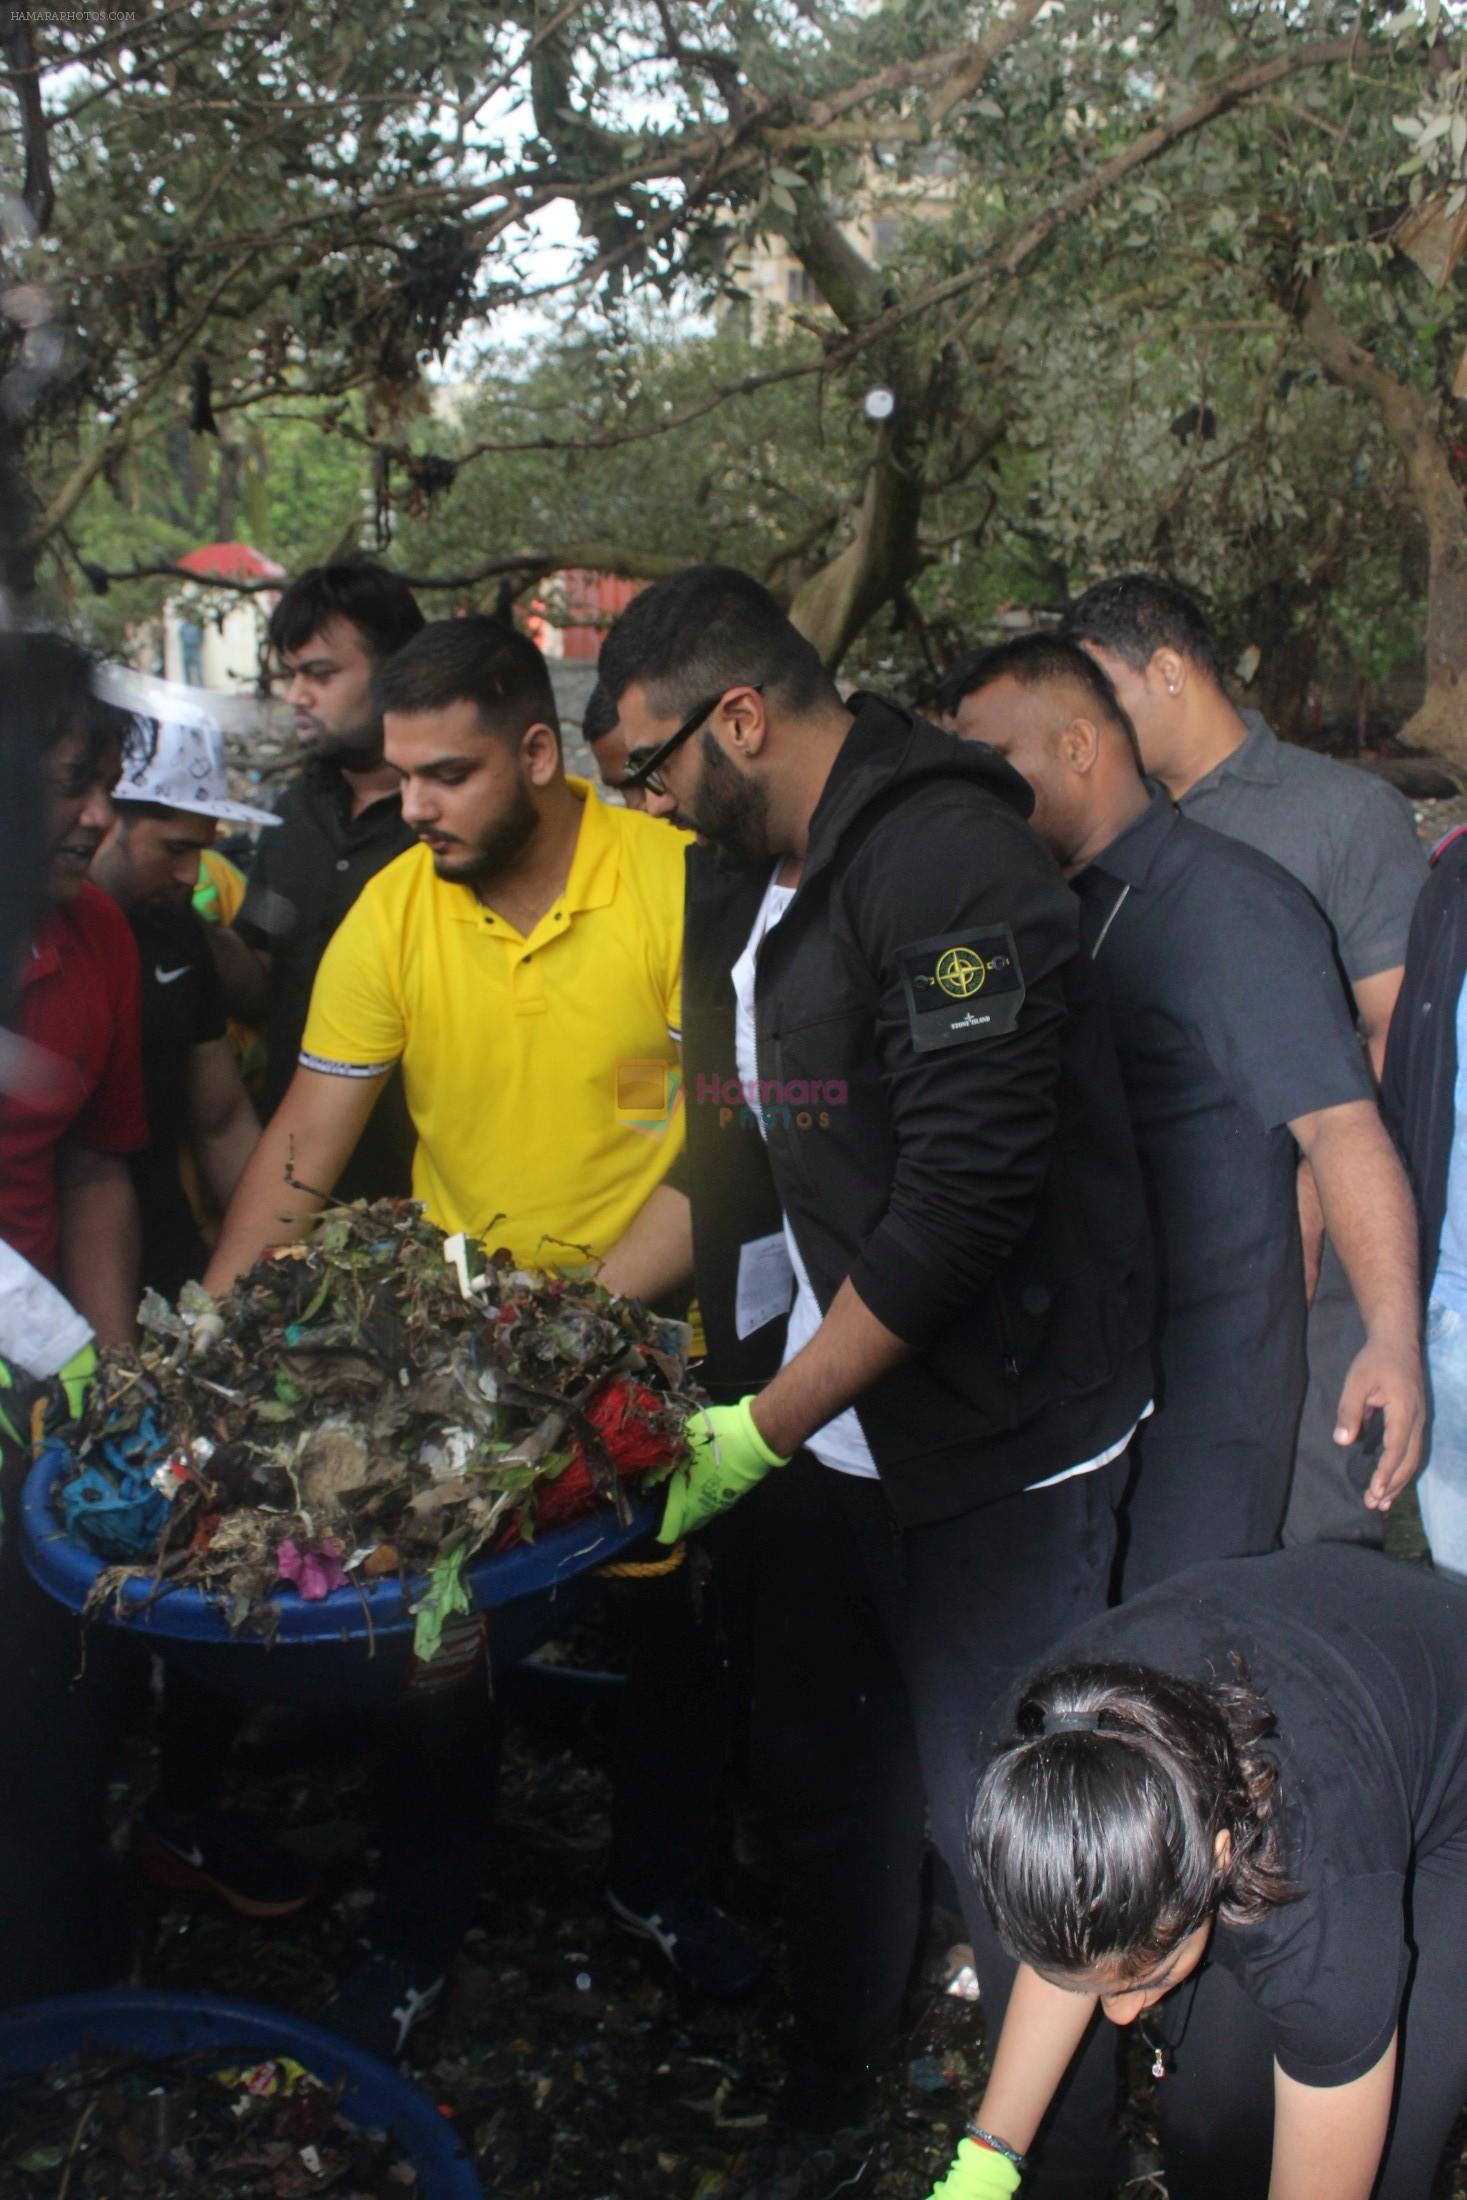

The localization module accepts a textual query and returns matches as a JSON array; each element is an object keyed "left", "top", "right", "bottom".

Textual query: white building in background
[
  {"left": 731, "top": 146, "right": 959, "bottom": 327},
  {"left": 141, "top": 540, "right": 285, "bottom": 692}
]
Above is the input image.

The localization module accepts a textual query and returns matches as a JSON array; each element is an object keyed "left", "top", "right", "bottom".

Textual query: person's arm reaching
[
  {"left": 202, "top": 1062, "right": 386, "bottom": 1295},
  {"left": 748, "top": 1278, "right": 911, "bottom": 1457},
  {"left": 1290, "top": 1097, "right": 1424, "bottom": 1509},
  {"left": 55, "top": 1142, "right": 140, "bottom": 1349},
  {"left": 187, "top": 1036, "right": 260, "bottom": 1217},
  {"left": 924, "top": 1967, "right": 1099, "bottom": 2198},
  {"left": 597, "top": 1183, "right": 694, "bottom": 1305},
  {"left": 1268, "top": 2043, "right": 1396, "bottom": 2200},
  {"left": 206, "top": 924, "right": 270, "bottom": 1023}
]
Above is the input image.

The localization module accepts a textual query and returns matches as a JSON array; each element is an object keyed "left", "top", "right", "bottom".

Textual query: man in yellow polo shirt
[
  {"left": 206, "top": 620, "right": 687, "bottom": 1279},
  {"left": 205, "top": 616, "right": 755, "bottom": 2053}
]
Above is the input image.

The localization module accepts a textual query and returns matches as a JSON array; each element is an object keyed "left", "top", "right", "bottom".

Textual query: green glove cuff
[
  {"left": 58, "top": 1341, "right": 96, "bottom": 1423},
  {"left": 928, "top": 2138, "right": 1022, "bottom": 2200},
  {"left": 733, "top": 1394, "right": 790, "bottom": 1469},
  {"left": 0, "top": 1359, "right": 22, "bottom": 1452}
]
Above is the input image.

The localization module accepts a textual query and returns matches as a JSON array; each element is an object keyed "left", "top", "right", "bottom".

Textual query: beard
[
  {"left": 298, "top": 713, "right": 384, "bottom": 773},
  {"left": 682, "top": 727, "right": 770, "bottom": 867},
  {"left": 429, "top": 777, "right": 540, "bottom": 886}
]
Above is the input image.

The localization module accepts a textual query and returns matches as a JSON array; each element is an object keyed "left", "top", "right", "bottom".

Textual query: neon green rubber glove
[
  {"left": 0, "top": 1359, "right": 23, "bottom": 1451},
  {"left": 927, "top": 2138, "right": 1021, "bottom": 2199},
  {"left": 657, "top": 1396, "right": 789, "bottom": 1544},
  {"left": 57, "top": 1341, "right": 96, "bottom": 1423}
]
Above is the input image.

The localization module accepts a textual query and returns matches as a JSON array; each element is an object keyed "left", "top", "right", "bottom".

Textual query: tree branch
[
  {"left": 76, "top": 543, "right": 690, "bottom": 596},
  {"left": 0, "top": 6, "right": 54, "bottom": 232}
]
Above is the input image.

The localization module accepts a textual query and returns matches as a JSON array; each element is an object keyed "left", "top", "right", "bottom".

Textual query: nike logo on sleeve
[{"left": 155, "top": 966, "right": 189, "bottom": 984}]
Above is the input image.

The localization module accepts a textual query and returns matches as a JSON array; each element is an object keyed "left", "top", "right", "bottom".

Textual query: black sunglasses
[{"left": 623, "top": 683, "right": 763, "bottom": 796}]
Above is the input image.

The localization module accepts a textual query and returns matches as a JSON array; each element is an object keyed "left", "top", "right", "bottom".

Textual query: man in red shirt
[
  {"left": 0, "top": 637, "right": 145, "bottom": 2007},
  {"left": 1, "top": 641, "right": 146, "bottom": 1348}
]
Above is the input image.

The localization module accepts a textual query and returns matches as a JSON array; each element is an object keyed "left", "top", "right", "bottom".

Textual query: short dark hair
[
  {"left": 595, "top": 563, "right": 838, "bottom": 721},
  {"left": 937, "top": 633, "right": 1143, "bottom": 768},
  {"left": 374, "top": 616, "right": 560, "bottom": 747},
  {"left": 1063, "top": 573, "right": 1222, "bottom": 684},
  {"left": 970, "top": 1658, "right": 1297, "bottom": 1982},
  {"left": 581, "top": 682, "right": 618, "bottom": 745},
  {"left": 268, "top": 558, "right": 425, "bottom": 662}
]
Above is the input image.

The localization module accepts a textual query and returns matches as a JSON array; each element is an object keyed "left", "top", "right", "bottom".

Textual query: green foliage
[{"left": 4, "top": 0, "right": 1460, "bottom": 710}]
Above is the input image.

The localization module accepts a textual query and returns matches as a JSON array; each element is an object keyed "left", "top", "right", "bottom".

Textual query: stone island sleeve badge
[{"left": 897, "top": 926, "right": 1025, "bottom": 1052}]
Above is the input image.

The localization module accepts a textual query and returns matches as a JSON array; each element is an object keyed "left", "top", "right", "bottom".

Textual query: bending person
[{"left": 936, "top": 1546, "right": 1467, "bottom": 2200}]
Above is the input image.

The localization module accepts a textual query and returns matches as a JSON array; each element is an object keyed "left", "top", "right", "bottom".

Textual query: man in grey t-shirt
[{"left": 1067, "top": 573, "right": 1425, "bottom": 1547}]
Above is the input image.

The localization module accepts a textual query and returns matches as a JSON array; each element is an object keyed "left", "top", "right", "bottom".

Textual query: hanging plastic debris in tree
[{"left": 50, "top": 1200, "right": 699, "bottom": 1653}]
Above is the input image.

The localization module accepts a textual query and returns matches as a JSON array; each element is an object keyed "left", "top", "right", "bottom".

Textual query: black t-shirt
[
  {"left": 1033, "top": 1548, "right": 1467, "bottom": 2086},
  {"left": 236, "top": 759, "right": 415, "bottom": 1198},
  {"left": 1072, "top": 797, "right": 1373, "bottom": 1455},
  {"left": 129, "top": 899, "right": 227, "bottom": 1298}
]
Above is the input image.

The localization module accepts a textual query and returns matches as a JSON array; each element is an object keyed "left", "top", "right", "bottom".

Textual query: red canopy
[{"left": 175, "top": 541, "right": 286, "bottom": 583}]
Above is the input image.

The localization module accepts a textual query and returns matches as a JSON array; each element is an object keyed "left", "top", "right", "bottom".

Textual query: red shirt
[{"left": 1, "top": 882, "right": 147, "bottom": 1278}]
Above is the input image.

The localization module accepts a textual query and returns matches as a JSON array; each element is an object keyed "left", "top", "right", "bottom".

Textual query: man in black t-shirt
[
  {"left": 94, "top": 678, "right": 279, "bottom": 1296},
  {"left": 945, "top": 635, "right": 1424, "bottom": 1591},
  {"left": 234, "top": 561, "right": 423, "bottom": 1201}
]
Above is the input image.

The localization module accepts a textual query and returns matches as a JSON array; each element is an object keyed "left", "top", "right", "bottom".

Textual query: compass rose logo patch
[
  {"left": 935, "top": 945, "right": 986, "bottom": 999},
  {"left": 899, "top": 926, "right": 1025, "bottom": 1050}
]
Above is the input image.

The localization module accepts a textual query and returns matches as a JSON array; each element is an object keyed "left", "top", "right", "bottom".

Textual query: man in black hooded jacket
[{"left": 595, "top": 567, "right": 1152, "bottom": 2200}]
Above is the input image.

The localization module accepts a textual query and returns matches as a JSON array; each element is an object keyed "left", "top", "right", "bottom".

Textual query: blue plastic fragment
[
  {"left": 908, "top": 2055, "right": 951, "bottom": 2094},
  {"left": 59, "top": 1462, "right": 169, "bottom": 1561}
]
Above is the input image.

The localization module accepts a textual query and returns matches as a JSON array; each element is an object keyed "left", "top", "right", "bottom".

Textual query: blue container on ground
[
  {"left": 0, "top": 1988, "right": 482, "bottom": 2197},
  {"left": 21, "top": 1442, "right": 657, "bottom": 1705}
]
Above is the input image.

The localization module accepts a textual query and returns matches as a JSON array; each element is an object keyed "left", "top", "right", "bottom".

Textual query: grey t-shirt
[{"left": 1178, "top": 712, "right": 1425, "bottom": 984}]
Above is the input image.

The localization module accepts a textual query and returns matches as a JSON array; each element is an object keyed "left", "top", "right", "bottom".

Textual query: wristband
[{"left": 966, "top": 2124, "right": 1028, "bottom": 2173}]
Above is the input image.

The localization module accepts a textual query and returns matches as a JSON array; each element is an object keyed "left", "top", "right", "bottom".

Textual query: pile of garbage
[
  {"left": 51, "top": 1201, "right": 698, "bottom": 1655},
  {"left": 3, "top": 2046, "right": 418, "bottom": 2196}
]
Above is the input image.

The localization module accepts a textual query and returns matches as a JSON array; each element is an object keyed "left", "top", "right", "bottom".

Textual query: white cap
[{"left": 95, "top": 663, "right": 281, "bottom": 829}]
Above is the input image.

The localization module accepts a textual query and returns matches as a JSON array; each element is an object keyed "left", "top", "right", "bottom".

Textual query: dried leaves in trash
[
  {"left": 57, "top": 1200, "right": 702, "bottom": 1641},
  {"left": 0, "top": 2047, "right": 419, "bottom": 2196}
]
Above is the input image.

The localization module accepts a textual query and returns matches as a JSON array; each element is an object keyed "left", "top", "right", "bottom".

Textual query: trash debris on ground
[
  {"left": 48, "top": 1200, "right": 699, "bottom": 1652},
  {"left": 1, "top": 2046, "right": 417, "bottom": 2196}
]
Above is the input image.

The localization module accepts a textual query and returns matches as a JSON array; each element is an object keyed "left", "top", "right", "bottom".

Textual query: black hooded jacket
[{"left": 680, "top": 692, "right": 1153, "bottom": 1527}]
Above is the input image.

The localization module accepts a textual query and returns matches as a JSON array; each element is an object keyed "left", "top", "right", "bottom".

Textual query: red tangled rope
[{"left": 493, "top": 1376, "right": 684, "bottom": 1548}]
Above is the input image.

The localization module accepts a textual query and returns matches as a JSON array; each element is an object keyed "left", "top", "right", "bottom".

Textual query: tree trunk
[
  {"left": 787, "top": 414, "right": 926, "bottom": 667},
  {"left": 1295, "top": 279, "right": 1467, "bottom": 759},
  {"left": 1404, "top": 499, "right": 1467, "bottom": 753}
]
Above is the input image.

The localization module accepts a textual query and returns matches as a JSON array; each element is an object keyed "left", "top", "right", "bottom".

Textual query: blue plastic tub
[
  {"left": 22, "top": 1442, "right": 657, "bottom": 1704},
  {"left": 0, "top": 1988, "right": 482, "bottom": 2196}
]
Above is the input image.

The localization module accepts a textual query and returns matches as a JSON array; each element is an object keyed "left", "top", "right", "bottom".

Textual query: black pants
[
  {"left": 1114, "top": 1413, "right": 1300, "bottom": 1600},
  {"left": 751, "top": 1453, "right": 1117, "bottom": 2133},
  {"left": 606, "top": 1525, "right": 746, "bottom": 1908},
  {"left": 1283, "top": 1242, "right": 1385, "bottom": 1550},
  {"left": 0, "top": 1438, "right": 137, "bottom": 2004}
]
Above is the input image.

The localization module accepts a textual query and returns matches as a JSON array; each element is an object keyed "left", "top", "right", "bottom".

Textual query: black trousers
[
  {"left": 1283, "top": 1242, "right": 1386, "bottom": 1550},
  {"left": 606, "top": 1522, "right": 747, "bottom": 1908},
  {"left": 751, "top": 1453, "right": 1117, "bottom": 2132},
  {"left": 1114, "top": 1416, "right": 1299, "bottom": 1600},
  {"left": 0, "top": 1436, "right": 137, "bottom": 2004}
]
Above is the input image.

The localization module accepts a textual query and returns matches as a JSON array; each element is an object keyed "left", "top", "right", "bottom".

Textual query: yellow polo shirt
[{"left": 300, "top": 780, "right": 689, "bottom": 1267}]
